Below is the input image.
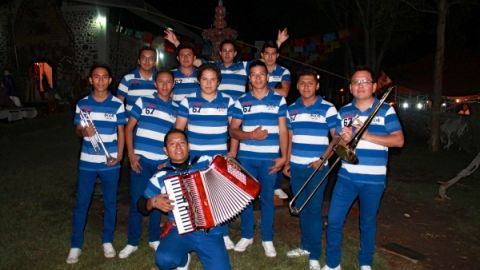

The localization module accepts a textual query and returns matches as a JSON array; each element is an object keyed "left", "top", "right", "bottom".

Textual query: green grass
[{"left": 0, "top": 112, "right": 393, "bottom": 270}]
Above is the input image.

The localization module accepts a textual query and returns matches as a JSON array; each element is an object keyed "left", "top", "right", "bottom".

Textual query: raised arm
[{"left": 276, "top": 28, "right": 289, "bottom": 48}]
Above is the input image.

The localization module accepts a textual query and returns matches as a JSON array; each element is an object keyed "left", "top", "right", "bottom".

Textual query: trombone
[
  {"left": 79, "top": 110, "right": 115, "bottom": 164},
  {"left": 288, "top": 86, "right": 396, "bottom": 215}
]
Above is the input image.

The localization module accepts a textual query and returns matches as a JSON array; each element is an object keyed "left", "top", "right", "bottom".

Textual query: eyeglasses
[
  {"left": 140, "top": 56, "right": 156, "bottom": 62},
  {"left": 351, "top": 79, "right": 374, "bottom": 86}
]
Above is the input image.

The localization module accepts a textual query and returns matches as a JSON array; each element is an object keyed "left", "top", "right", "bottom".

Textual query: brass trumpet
[
  {"left": 288, "top": 86, "right": 396, "bottom": 215},
  {"left": 79, "top": 110, "right": 115, "bottom": 164}
]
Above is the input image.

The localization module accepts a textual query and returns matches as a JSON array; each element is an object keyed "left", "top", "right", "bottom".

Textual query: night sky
[{"left": 114, "top": 0, "right": 479, "bottom": 62}]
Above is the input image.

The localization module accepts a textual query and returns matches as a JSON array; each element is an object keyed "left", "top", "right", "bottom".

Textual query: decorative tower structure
[{"left": 202, "top": 0, "right": 237, "bottom": 60}]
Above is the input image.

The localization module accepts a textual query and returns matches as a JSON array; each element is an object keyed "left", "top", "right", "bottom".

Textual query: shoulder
[{"left": 111, "top": 95, "right": 124, "bottom": 104}]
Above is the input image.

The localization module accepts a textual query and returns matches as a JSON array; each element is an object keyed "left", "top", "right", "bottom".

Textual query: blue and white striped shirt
[
  {"left": 117, "top": 67, "right": 157, "bottom": 113},
  {"left": 267, "top": 64, "right": 291, "bottom": 89},
  {"left": 74, "top": 93, "right": 126, "bottom": 171},
  {"left": 287, "top": 96, "right": 337, "bottom": 167},
  {"left": 171, "top": 68, "right": 199, "bottom": 103},
  {"left": 177, "top": 92, "right": 234, "bottom": 158},
  {"left": 130, "top": 96, "right": 178, "bottom": 163},
  {"left": 232, "top": 90, "right": 287, "bottom": 160},
  {"left": 216, "top": 61, "right": 249, "bottom": 100},
  {"left": 336, "top": 98, "right": 402, "bottom": 184}
]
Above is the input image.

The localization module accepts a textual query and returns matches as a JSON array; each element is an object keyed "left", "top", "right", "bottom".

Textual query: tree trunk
[{"left": 430, "top": 0, "right": 447, "bottom": 152}]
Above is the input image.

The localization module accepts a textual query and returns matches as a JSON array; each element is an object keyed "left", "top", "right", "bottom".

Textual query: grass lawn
[{"left": 0, "top": 112, "right": 393, "bottom": 270}]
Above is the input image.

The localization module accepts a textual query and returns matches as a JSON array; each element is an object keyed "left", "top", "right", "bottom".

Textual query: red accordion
[{"left": 164, "top": 155, "right": 260, "bottom": 234}]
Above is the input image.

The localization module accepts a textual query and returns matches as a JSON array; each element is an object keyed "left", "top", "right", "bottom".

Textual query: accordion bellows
[{"left": 165, "top": 155, "right": 260, "bottom": 234}]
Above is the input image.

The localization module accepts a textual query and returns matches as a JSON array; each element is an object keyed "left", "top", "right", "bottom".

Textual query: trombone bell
[{"left": 333, "top": 144, "right": 358, "bottom": 164}]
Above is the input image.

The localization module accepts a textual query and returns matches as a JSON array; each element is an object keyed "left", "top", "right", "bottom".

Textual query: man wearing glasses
[
  {"left": 117, "top": 46, "right": 158, "bottom": 114},
  {"left": 322, "top": 67, "right": 404, "bottom": 270}
]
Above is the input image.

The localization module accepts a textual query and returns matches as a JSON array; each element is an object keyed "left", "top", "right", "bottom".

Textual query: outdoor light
[
  {"left": 441, "top": 102, "right": 447, "bottom": 107},
  {"left": 156, "top": 48, "right": 165, "bottom": 63},
  {"left": 455, "top": 99, "right": 460, "bottom": 103},
  {"left": 96, "top": 14, "right": 106, "bottom": 29},
  {"left": 416, "top": 102, "right": 423, "bottom": 110},
  {"left": 401, "top": 102, "right": 409, "bottom": 109}
]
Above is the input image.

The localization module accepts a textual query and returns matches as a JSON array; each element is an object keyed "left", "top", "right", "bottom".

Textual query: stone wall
[{"left": 0, "top": 4, "right": 9, "bottom": 69}]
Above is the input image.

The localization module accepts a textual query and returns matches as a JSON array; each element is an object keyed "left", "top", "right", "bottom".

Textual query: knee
[{"left": 155, "top": 252, "right": 179, "bottom": 270}]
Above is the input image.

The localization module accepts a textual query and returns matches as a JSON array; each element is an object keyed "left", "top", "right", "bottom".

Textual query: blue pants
[
  {"left": 274, "top": 171, "right": 283, "bottom": 189},
  {"left": 238, "top": 158, "right": 276, "bottom": 241},
  {"left": 290, "top": 165, "right": 328, "bottom": 259},
  {"left": 127, "top": 158, "right": 163, "bottom": 245},
  {"left": 155, "top": 227, "right": 231, "bottom": 270},
  {"left": 325, "top": 177, "right": 385, "bottom": 267},
  {"left": 71, "top": 168, "right": 120, "bottom": 248}
]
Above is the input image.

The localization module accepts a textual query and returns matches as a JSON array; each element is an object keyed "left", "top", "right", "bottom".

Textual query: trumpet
[
  {"left": 288, "top": 86, "right": 396, "bottom": 215},
  {"left": 79, "top": 110, "right": 115, "bottom": 164}
]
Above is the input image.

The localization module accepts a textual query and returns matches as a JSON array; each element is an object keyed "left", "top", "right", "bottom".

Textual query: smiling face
[
  {"left": 89, "top": 67, "right": 112, "bottom": 93},
  {"left": 249, "top": 65, "right": 269, "bottom": 91},
  {"left": 137, "top": 49, "right": 156, "bottom": 72},
  {"left": 297, "top": 74, "right": 319, "bottom": 102},
  {"left": 349, "top": 70, "right": 377, "bottom": 100},
  {"left": 163, "top": 131, "right": 189, "bottom": 164}
]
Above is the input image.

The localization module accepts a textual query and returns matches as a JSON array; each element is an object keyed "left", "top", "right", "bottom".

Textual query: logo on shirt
[
  {"left": 175, "top": 79, "right": 183, "bottom": 84},
  {"left": 131, "top": 79, "right": 140, "bottom": 86},
  {"left": 343, "top": 117, "right": 353, "bottom": 127},
  {"left": 289, "top": 110, "right": 298, "bottom": 121},
  {"left": 310, "top": 113, "right": 321, "bottom": 120},
  {"left": 266, "top": 103, "right": 277, "bottom": 111},
  {"left": 192, "top": 102, "right": 202, "bottom": 113},
  {"left": 104, "top": 112, "right": 115, "bottom": 120},
  {"left": 270, "top": 76, "right": 281, "bottom": 82},
  {"left": 216, "top": 105, "right": 228, "bottom": 112}
]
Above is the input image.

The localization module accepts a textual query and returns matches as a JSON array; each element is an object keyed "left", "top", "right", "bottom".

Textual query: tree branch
[{"left": 401, "top": 0, "right": 437, "bottom": 13}]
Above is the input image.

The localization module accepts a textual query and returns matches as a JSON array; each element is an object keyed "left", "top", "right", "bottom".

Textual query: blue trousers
[
  {"left": 290, "top": 165, "right": 328, "bottom": 259},
  {"left": 127, "top": 158, "right": 163, "bottom": 245},
  {"left": 155, "top": 227, "right": 231, "bottom": 270},
  {"left": 71, "top": 168, "right": 120, "bottom": 248},
  {"left": 238, "top": 158, "right": 276, "bottom": 241},
  {"left": 325, "top": 177, "right": 385, "bottom": 267}
]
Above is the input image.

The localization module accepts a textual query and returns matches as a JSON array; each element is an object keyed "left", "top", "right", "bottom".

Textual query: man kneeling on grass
[{"left": 138, "top": 129, "right": 231, "bottom": 270}]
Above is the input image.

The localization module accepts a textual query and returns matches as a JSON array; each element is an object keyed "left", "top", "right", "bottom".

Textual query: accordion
[{"left": 164, "top": 155, "right": 260, "bottom": 234}]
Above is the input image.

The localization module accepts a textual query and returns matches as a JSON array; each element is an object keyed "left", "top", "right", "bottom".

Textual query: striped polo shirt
[
  {"left": 287, "top": 96, "right": 337, "bottom": 167},
  {"left": 74, "top": 93, "right": 126, "bottom": 171},
  {"left": 177, "top": 91, "right": 234, "bottom": 158},
  {"left": 129, "top": 95, "right": 178, "bottom": 163},
  {"left": 216, "top": 61, "right": 249, "bottom": 100},
  {"left": 336, "top": 98, "right": 402, "bottom": 184},
  {"left": 267, "top": 64, "right": 291, "bottom": 89},
  {"left": 232, "top": 89, "right": 287, "bottom": 160},
  {"left": 171, "top": 68, "right": 199, "bottom": 103},
  {"left": 117, "top": 67, "right": 157, "bottom": 113}
]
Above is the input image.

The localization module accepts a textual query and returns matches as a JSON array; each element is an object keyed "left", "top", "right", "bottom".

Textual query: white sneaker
[
  {"left": 223, "top": 236, "right": 235, "bottom": 250},
  {"left": 274, "top": 188, "right": 288, "bottom": 199},
  {"left": 286, "top": 247, "right": 310, "bottom": 258},
  {"left": 149, "top": 241, "right": 160, "bottom": 251},
  {"left": 309, "top": 260, "right": 321, "bottom": 270},
  {"left": 321, "top": 265, "right": 341, "bottom": 270},
  {"left": 262, "top": 241, "right": 277, "bottom": 257},
  {"left": 176, "top": 253, "right": 191, "bottom": 270},
  {"left": 103, "top": 243, "right": 116, "bottom": 258},
  {"left": 66, "top": 248, "right": 81, "bottom": 264},
  {"left": 360, "top": 266, "right": 372, "bottom": 270},
  {"left": 118, "top": 244, "right": 138, "bottom": 259},
  {"left": 233, "top": 238, "right": 253, "bottom": 252}
]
